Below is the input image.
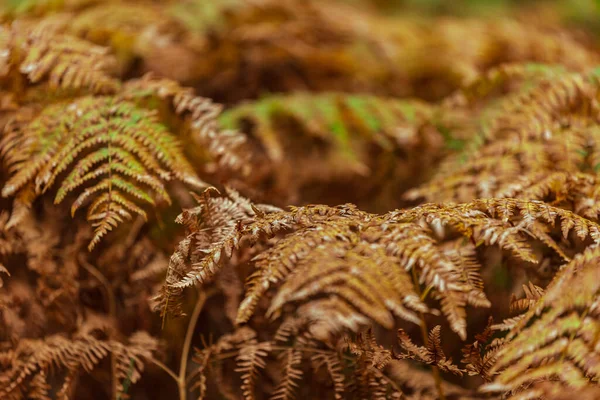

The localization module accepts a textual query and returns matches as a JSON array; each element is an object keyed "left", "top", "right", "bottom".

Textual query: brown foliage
[{"left": 2, "top": 1, "right": 600, "bottom": 399}]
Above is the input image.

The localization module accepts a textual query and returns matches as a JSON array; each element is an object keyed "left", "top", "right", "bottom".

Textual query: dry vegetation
[{"left": 2, "top": 0, "right": 600, "bottom": 399}]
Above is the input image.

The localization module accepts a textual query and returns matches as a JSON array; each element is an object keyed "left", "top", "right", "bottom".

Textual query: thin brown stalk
[
  {"left": 411, "top": 266, "right": 446, "bottom": 400},
  {"left": 151, "top": 287, "right": 214, "bottom": 400},
  {"left": 79, "top": 255, "right": 118, "bottom": 400},
  {"left": 178, "top": 288, "right": 207, "bottom": 400}
]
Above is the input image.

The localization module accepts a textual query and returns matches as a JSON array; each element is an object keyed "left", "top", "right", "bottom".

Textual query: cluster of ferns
[{"left": 2, "top": 0, "right": 600, "bottom": 399}]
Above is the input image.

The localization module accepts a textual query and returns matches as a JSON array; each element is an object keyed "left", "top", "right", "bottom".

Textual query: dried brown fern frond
[
  {"left": 269, "top": 348, "right": 303, "bottom": 400},
  {"left": 346, "top": 329, "right": 400, "bottom": 399},
  {"left": 457, "top": 284, "right": 546, "bottom": 385},
  {"left": 121, "top": 75, "right": 249, "bottom": 175},
  {"left": 192, "top": 326, "right": 338, "bottom": 399},
  {"left": 482, "top": 245, "right": 600, "bottom": 397},
  {"left": 1, "top": 0, "right": 203, "bottom": 83},
  {"left": 489, "top": 282, "right": 546, "bottom": 333},
  {"left": 460, "top": 317, "right": 506, "bottom": 382},
  {"left": 236, "top": 341, "right": 273, "bottom": 400},
  {"left": 0, "top": 324, "right": 159, "bottom": 399},
  {"left": 310, "top": 351, "right": 345, "bottom": 400},
  {"left": 509, "top": 282, "right": 545, "bottom": 314},
  {"left": 189, "top": 324, "right": 481, "bottom": 400},
  {"left": 192, "top": 326, "right": 296, "bottom": 400},
  {"left": 191, "top": 326, "right": 258, "bottom": 400},
  {"left": 346, "top": 328, "right": 492, "bottom": 400},
  {"left": 0, "top": 22, "right": 119, "bottom": 97},
  {"left": 407, "top": 65, "right": 600, "bottom": 211},
  {"left": 396, "top": 326, "right": 463, "bottom": 375},
  {"left": 424, "top": 62, "right": 570, "bottom": 148},
  {"left": 161, "top": 189, "right": 600, "bottom": 341},
  {"left": 65, "top": 3, "right": 193, "bottom": 75},
  {"left": 503, "top": 381, "right": 600, "bottom": 400},
  {"left": 152, "top": 186, "right": 277, "bottom": 319},
  {"left": 346, "top": 328, "right": 484, "bottom": 399}
]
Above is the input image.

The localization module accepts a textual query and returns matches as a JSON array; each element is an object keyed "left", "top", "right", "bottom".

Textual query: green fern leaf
[{"left": 1, "top": 95, "right": 206, "bottom": 250}]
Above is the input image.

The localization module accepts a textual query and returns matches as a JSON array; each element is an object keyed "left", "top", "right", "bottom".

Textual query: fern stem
[
  {"left": 79, "top": 255, "right": 118, "bottom": 400},
  {"left": 411, "top": 267, "right": 446, "bottom": 400},
  {"left": 420, "top": 284, "right": 434, "bottom": 301},
  {"left": 178, "top": 288, "right": 209, "bottom": 400},
  {"left": 152, "top": 288, "right": 214, "bottom": 399},
  {"left": 428, "top": 354, "right": 445, "bottom": 400},
  {"left": 149, "top": 357, "right": 180, "bottom": 383}
]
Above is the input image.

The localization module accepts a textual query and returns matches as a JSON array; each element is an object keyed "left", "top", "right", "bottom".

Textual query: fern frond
[
  {"left": 407, "top": 66, "right": 600, "bottom": 212},
  {"left": 68, "top": 3, "right": 183, "bottom": 58},
  {"left": 503, "top": 381, "right": 600, "bottom": 400},
  {"left": 270, "top": 348, "right": 303, "bottom": 400},
  {"left": 2, "top": 22, "right": 119, "bottom": 95},
  {"left": 0, "top": 327, "right": 158, "bottom": 399},
  {"left": 461, "top": 317, "right": 505, "bottom": 381},
  {"left": 393, "top": 197, "right": 600, "bottom": 256},
  {"left": 508, "top": 282, "right": 545, "bottom": 316},
  {"left": 162, "top": 189, "right": 599, "bottom": 340},
  {"left": 191, "top": 325, "right": 423, "bottom": 400},
  {"left": 219, "top": 92, "right": 431, "bottom": 163},
  {"left": 1, "top": 94, "right": 207, "bottom": 249},
  {"left": 122, "top": 75, "right": 250, "bottom": 174},
  {"left": 346, "top": 329, "right": 398, "bottom": 398},
  {"left": 2, "top": 0, "right": 202, "bottom": 82},
  {"left": 219, "top": 91, "right": 435, "bottom": 207},
  {"left": 191, "top": 326, "right": 258, "bottom": 400},
  {"left": 483, "top": 245, "right": 600, "bottom": 396},
  {"left": 236, "top": 341, "right": 272, "bottom": 400},
  {"left": 396, "top": 325, "right": 463, "bottom": 375},
  {"left": 27, "top": 371, "right": 51, "bottom": 400},
  {"left": 153, "top": 187, "right": 275, "bottom": 318},
  {"left": 20, "top": 30, "right": 119, "bottom": 94}
]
